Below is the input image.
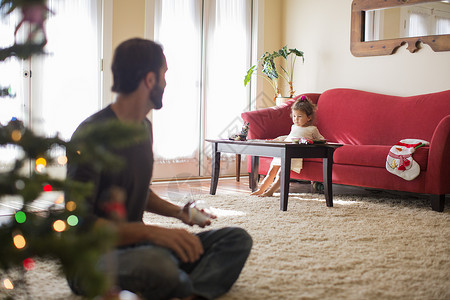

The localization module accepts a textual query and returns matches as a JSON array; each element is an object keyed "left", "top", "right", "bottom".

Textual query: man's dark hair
[{"left": 111, "top": 38, "right": 165, "bottom": 94}]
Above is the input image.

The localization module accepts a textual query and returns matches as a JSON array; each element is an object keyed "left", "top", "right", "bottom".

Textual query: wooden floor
[
  {"left": 150, "top": 176, "right": 330, "bottom": 199},
  {"left": 150, "top": 176, "right": 253, "bottom": 199}
]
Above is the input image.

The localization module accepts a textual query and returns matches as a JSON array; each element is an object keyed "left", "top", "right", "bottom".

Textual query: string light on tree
[
  {"left": 11, "top": 130, "right": 22, "bottom": 142},
  {"left": 13, "top": 234, "right": 26, "bottom": 249},
  {"left": 43, "top": 184, "right": 52, "bottom": 192},
  {"left": 14, "top": 211, "right": 26, "bottom": 223},
  {"left": 52, "top": 220, "right": 66, "bottom": 232},
  {"left": 22, "top": 258, "right": 35, "bottom": 271},
  {"left": 54, "top": 194, "right": 64, "bottom": 205},
  {"left": 67, "top": 215, "right": 78, "bottom": 227},
  {"left": 57, "top": 155, "right": 67, "bottom": 165},
  {"left": 3, "top": 278, "right": 14, "bottom": 290},
  {"left": 35, "top": 157, "right": 47, "bottom": 172},
  {"left": 65, "top": 201, "right": 76, "bottom": 212},
  {"left": 15, "top": 180, "right": 25, "bottom": 190}
]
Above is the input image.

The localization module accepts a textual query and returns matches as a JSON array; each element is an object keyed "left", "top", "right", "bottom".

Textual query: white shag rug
[{"left": 2, "top": 192, "right": 450, "bottom": 300}]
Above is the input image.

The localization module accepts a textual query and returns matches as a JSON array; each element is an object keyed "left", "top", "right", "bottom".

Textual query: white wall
[{"left": 282, "top": 0, "right": 450, "bottom": 97}]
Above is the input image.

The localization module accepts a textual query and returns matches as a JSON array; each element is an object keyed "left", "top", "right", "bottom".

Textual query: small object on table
[
  {"left": 230, "top": 122, "right": 249, "bottom": 141},
  {"left": 299, "top": 137, "right": 313, "bottom": 144}
]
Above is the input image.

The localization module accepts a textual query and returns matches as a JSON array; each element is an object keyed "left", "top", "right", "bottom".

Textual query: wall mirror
[{"left": 351, "top": 0, "right": 450, "bottom": 56}]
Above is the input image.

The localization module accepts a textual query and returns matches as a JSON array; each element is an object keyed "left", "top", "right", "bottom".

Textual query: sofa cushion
[{"left": 332, "top": 145, "right": 429, "bottom": 171}]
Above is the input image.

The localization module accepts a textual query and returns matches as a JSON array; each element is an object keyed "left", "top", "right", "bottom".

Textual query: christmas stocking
[{"left": 386, "top": 139, "right": 429, "bottom": 181}]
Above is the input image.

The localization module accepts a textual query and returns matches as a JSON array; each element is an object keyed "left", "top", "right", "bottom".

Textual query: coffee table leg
[
  {"left": 250, "top": 156, "right": 259, "bottom": 192},
  {"left": 322, "top": 150, "right": 334, "bottom": 207},
  {"left": 235, "top": 154, "right": 241, "bottom": 182},
  {"left": 210, "top": 143, "right": 220, "bottom": 195},
  {"left": 280, "top": 153, "right": 291, "bottom": 211}
]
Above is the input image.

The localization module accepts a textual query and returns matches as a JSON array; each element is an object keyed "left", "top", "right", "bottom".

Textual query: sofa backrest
[
  {"left": 316, "top": 88, "right": 450, "bottom": 145},
  {"left": 241, "top": 93, "right": 320, "bottom": 139}
]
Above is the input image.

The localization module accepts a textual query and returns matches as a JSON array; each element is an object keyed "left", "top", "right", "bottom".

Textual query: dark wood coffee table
[{"left": 206, "top": 139, "right": 342, "bottom": 211}]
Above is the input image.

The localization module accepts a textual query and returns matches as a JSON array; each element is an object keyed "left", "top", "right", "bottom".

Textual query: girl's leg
[
  {"left": 259, "top": 170, "right": 281, "bottom": 197},
  {"left": 250, "top": 165, "right": 280, "bottom": 195}
]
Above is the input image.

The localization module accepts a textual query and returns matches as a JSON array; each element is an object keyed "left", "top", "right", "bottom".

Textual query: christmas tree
[{"left": 0, "top": 1, "right": 147, "bottom": 298}]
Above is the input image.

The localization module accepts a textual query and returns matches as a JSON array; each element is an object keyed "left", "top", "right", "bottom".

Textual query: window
[
  {"left": 0, "top": 0, "right": 102, "bottom": 174},
  {"left": 153, "top": 0, "right": 252, "bottom": 180}
]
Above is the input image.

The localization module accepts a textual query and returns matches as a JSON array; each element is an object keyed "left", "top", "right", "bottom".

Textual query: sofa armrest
[
  {"left": 241, "top": 101, "right": 295, "bottom": 139},
  {"left": 426, "top": 115, "right": 450, "bottom": 194}
]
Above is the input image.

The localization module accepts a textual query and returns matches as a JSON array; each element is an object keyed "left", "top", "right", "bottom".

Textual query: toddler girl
[{"left": 251, "top": 96, "right": 324, "bottom": 197}]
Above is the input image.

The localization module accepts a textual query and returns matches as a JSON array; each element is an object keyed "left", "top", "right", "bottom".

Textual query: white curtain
[
  {"left": 32, "top": 0, "right": 101, "bottom": 140},
  {"left": 364, "top": 10, "right": 382, "bottom": 41},
  {"left": 408, "top": 5, "right": 450, "bottom": 37},
  {"left": 408, "top": 10, "right": 429, "bottom": 37},
  {"left": 203, "top": 0, "right": 252, "bottom": 141},
  {"left": 436, "top": 16, "right": 450, "bottom": 34},
  {"left": 153, "top": 0, "right": 202, "bottom": 163},
  {"left": 153, "top": 0, "right": 252, "bottom": 179}
]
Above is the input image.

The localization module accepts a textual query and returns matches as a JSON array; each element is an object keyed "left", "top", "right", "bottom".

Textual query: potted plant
[{"left": 244, "top": 45, "right": 304, "bottom": 104}]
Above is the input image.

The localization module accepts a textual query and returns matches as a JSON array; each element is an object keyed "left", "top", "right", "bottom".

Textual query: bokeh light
[
  {"left": 67, "top": 215, "right": 79, "bottom": 226},
  {"left": 57, "top": 155, "right": 68, "bottom": 165},
  {"left": 66, "top": 201, "right": 76, "bottom": 212},
  {"left": 35, "top": 157, "right": 47, "bottom": 167},
  {"left": 15, "top": 211, "right": 26, "bottom": 223},
  {"left": 23, "top": 258, "right": 35, "bottom": 271},
  {"left": 53, "top": 220, "right": 66, "bottom": 232},
  {"left": 35, "top": 157, "right": 47, "bottom": 173},
  {"left": 13, "top": 234, "right": 26, "bottom": 249},
  {"left": 43, "top": 184, "right": 53, "bottom": 192},
  {"left": 3, "top": 278, "right": 13, "bottom": 290},
  {"left": 54, "top": 194, "right": 65, "bottom": 204},
  {"left": 11, "top": 130, "right": 22, "bottom": 142},
  {"left": 15, "top": 180, "right": 25, "bottom": 190}
]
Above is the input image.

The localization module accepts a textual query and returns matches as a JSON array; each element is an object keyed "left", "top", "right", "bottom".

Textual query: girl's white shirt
[
  {"left": 285, "top": 125, "right": 324, "bottom": 142},
  {"left": 271, "top": 125, "right": 325, "bottom": 173}
]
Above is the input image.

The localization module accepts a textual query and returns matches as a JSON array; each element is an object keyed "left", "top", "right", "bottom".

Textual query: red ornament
[
  {"left": 14, "top": 2, "right": 54, "bottom": 43},
  {"left": 23, "top": 257, "right": 35, "bottom": 271},
  {"left": 43, "top": 184, "right": 52, "bottom": 192}
]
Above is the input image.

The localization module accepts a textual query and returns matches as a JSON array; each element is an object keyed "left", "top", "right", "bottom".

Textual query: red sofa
[{"left": 241, "top": 88, "right": 450, "bottom": 212}]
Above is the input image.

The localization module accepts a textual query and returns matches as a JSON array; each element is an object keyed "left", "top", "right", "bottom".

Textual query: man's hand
[
  {"left": 178, "top": 201, "right": 216, "bottom": 228},
  {"left": 147, "top": 226, "right": 204, "bottom": 263}
]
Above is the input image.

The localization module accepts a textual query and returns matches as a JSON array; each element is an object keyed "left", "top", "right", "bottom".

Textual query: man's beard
[{"left": 149, "top": 85, "right": 164, "bottom": 110}]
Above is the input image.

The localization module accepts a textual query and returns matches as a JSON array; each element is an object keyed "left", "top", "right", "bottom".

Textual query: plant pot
[{"left": 276, "top": 97, "right": 292, "bottom": 106}]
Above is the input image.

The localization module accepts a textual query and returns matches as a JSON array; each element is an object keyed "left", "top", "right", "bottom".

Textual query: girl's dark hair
[
  {"left": 291, "top": 95, "right": 317, "bottom": 125},
  {"left": 111, "top": 38, "right": 165, "bottom": 94}
]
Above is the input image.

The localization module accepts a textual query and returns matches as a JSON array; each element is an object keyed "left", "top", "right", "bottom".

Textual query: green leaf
[
  {"left": 262, "top": 58, "right": 278, "bottom": 80},
  {"left": 244, "top": 65, "right": 256, "bottom": 86},
  {"left": 278, "top": 45, "right": 289, "bottom": 59},
  {"left": 289, "top": 48, "right": 305, "bottom": 62}
]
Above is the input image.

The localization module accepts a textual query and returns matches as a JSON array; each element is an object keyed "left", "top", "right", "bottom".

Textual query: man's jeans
[{"left": 68, "top": 227, "right": 252, "bottom": 299}]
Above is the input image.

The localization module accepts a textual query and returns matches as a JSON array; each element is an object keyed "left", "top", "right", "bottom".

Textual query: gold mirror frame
[{"left": 351, "top": 0, "right": 450, "bottom": 57}]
